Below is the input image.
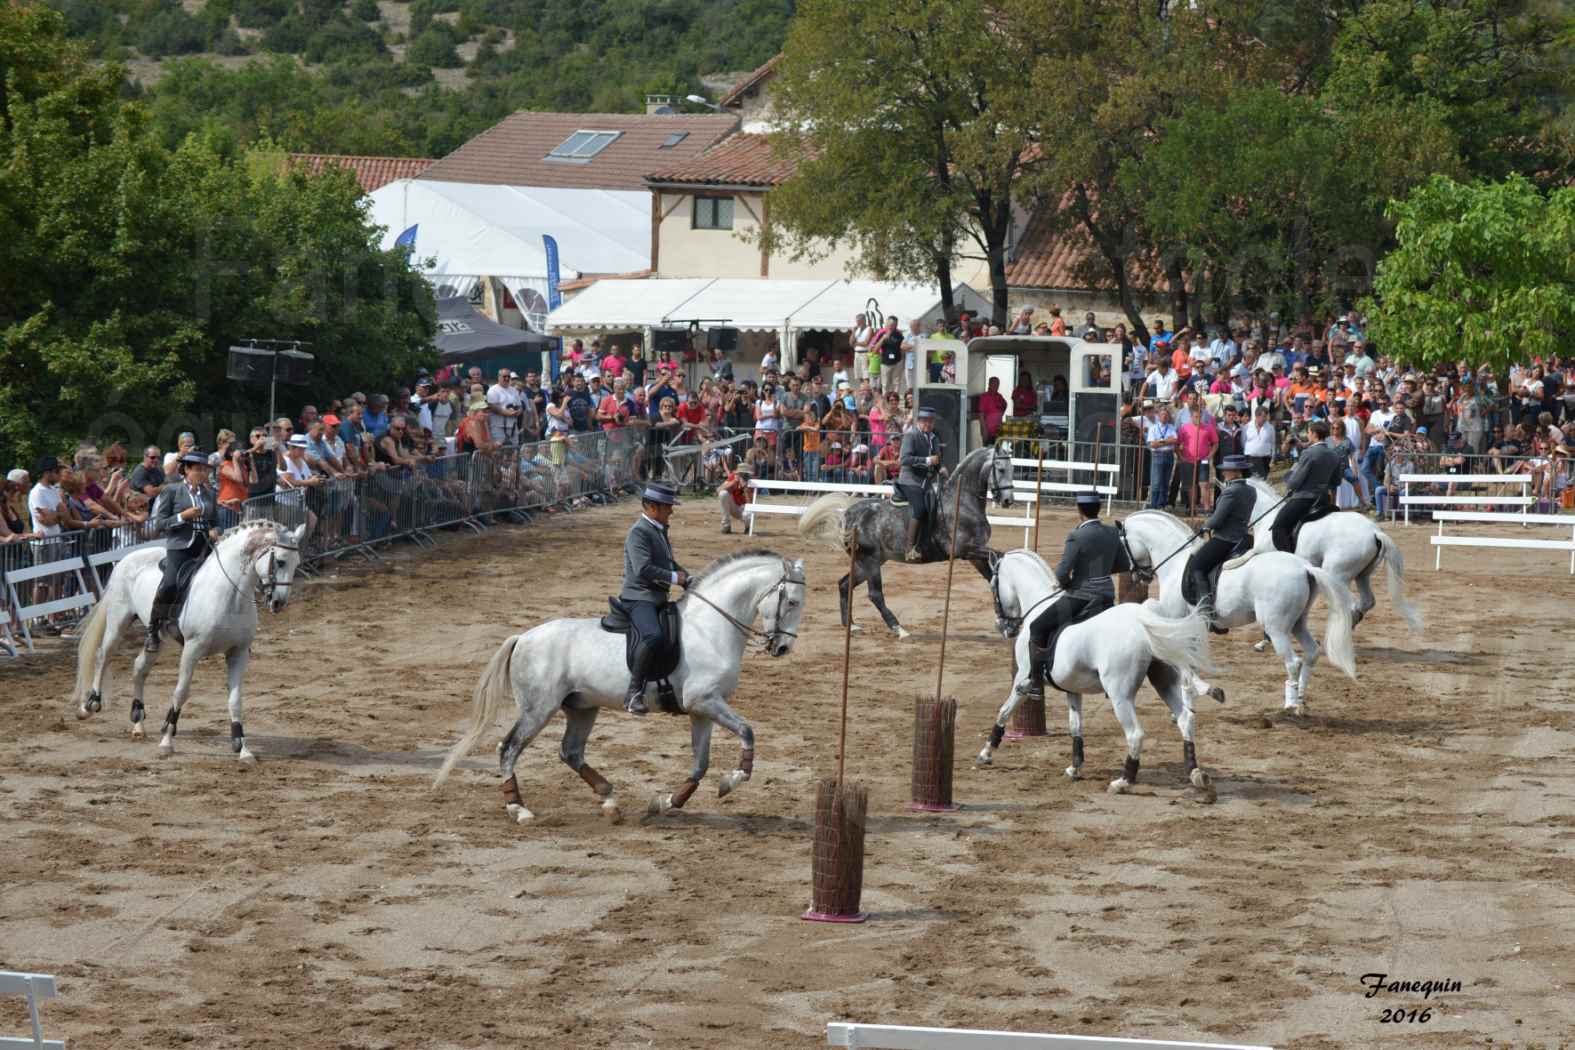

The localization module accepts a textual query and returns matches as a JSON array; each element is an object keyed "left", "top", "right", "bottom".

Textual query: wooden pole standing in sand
[
  {"left": 934, "top": 475, "right": 966, "bottom": 701},
  {"left": 1032, "top": 441, "right": 1046, "bottom": 552},
  {"left": 837, "top": 527, "right": 857, "bottom": 785}
]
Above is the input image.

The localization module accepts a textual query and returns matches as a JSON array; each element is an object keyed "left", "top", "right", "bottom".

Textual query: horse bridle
[
  {"left": 255, "top": 541, "right": 300, "bottom": 604},
  {"left": 989, "top": 554, "right": 1062, "bottom": 638},
  {"left": 683, "top": 566, "right": 806, "bottom": 649},
  {"left": 983, "top": 445, "right": 1014, "bottom": 505}
]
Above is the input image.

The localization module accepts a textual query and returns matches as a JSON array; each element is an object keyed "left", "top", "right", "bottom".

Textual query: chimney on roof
[{"left": 645, "top": 94, "right": 677, "bottom": 116}]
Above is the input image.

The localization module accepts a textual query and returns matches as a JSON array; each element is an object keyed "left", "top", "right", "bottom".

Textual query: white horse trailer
[{"left": 916, "top": 335, "right": 1128, "bottom": 462}]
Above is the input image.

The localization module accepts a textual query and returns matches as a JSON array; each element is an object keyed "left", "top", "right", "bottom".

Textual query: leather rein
[{"left": 682, "top": 566, "right": 806, "bottom": 647}]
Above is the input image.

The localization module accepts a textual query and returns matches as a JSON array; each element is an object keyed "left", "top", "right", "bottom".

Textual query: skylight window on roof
[
  {"left": 547, "top": 130, "right": 621, "bottom": 162},
  {"left": 660, "top": 132, "right": 689, "bottom": 149}
]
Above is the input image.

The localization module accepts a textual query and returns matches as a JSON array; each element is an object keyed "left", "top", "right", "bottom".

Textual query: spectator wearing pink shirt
[
  {"left": 602, "top": 346, "right": 627, "bottom": 379},
  {"left": 1177, "top": 407, "right": 1219, "bottom": 514},
  {"left": 979, "top": 376, "right": 1008, "bottom": 443}
]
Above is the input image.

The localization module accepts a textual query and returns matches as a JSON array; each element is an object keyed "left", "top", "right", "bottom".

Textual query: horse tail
[
  {"left": 1377, "top": 530, "right": 1423, "bottom": 633},
  {"left": 71, "top": 595, "right": 111, "bottom": 709},
  {"left": 1307, "top": 566, "right": 1357, "bottom": 680},
  {"left": 1133, "top": 603, "right": 1216, "bottom": 681},
  {"left": 798, "top": 493, "right": 854, "bottom": 549},
  {"left": 434, "top": 634, "right": 519, "bottom": 789}
]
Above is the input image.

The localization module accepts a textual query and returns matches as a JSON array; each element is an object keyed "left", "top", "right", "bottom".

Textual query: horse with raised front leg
[
  {"left": 434, "top": 550, "right": 807, "bottom": 825},
  {"left": 797, "top": 443, "right": 1014, "bottom": 637},
  {"left": 70, "top": 520, "right": 308, "bottom": 763},
  {"left": 978, "top": 550, "right": 1218, "bottom": 795}
]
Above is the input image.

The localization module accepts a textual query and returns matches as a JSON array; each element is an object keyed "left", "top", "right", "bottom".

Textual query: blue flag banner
[
  {"left": 543, "top": 234, "right": 562, "bottom": 311},
  {"left": 394, "top": 224, "right": 418, "bottom": 258}
]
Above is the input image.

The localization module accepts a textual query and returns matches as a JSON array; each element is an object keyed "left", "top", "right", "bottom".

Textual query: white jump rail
[
  {"left": 1428, "top": 509, "right": 1575, "bottom": 573},
  {"left": 744, "top": 478, "right": 1036, "bottom": 545},
  {"left": 0, "top": 971, "right": 64, "bottom": 1050},
  {"left": 1, "top": 549, "right": 96, "bottom": 655},
  {"left": 1009, "top": 458, "right": 1121, "bottom": 476},
  {"left": 827, "top": 1022, "right": 1273, "bottom": 1050},
  {"left": 1397, "top": 473, "right": 1533, "bottom": 525}
]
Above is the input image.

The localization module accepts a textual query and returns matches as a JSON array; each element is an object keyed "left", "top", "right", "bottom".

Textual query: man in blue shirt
[
  {"left": 1145, "top": 405, "right": 1179, "bottom": 509},
  {"left": 363, "top": 394, "right": 391, "bottom": 441},
  {"left": 566, "top": 375, "right": 596, "bottom": 432}
]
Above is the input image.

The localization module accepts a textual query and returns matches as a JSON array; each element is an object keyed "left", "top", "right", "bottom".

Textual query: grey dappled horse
[{"left": 798, "top": 443, "right": 1015, "bottom": 637}]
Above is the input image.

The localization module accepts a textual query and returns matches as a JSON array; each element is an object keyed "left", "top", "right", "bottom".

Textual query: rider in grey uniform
[
  {"left": 619, "top": 481, "right": 689, "bottom": 716},
  {"left": 1184, "top": 454, "right": 1255, "bottom": 634},
  {"left": 1025, "top": 492, "right": 1130, "bottom": 700},
  {"left": 1271, "top": 419, "right": 1343, "bottom": 553},
  {"left": 145, "top": 451, "right": 218, "bottom": 652},
  {"left": 897, "top": 407, "right": 942, "bottom": 562}
]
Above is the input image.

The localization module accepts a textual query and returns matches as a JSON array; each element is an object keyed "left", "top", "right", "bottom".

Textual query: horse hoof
[
  {"left": 717, "top": 770, "right": 746, "bottom": 798},
  {"left": 1107, "top": 778, "right": 1131, "bottom": 794},
  {"left": 849, "top": 623, "right": 863, "bottom": 634},
  {"left": 1292, "top": 703, "right": 1307, "bottom": 718},
  {"left": 894, "top": 626, "right": 911, "bottom": 640},
  {"left": 130, "top": 723, "right": 144, "bottom": 740},
  {"left": 1066, "top": 766, "right": 1081, "bottom": 780},
  {"left": 601, "top": 798, "right": 622, "bottom": 823},
  {"left": 237, "top": 751, "right": 257, "bottom": 767},
  {"left": 1252, "top": 639, "right": 1269, "bottom": 653},
  {"left": 76, "top": 705, "right": 91, "bottom": 721},
  {"left": 974, "top": 749, "right": 993, "bottom": 766},
  {"left": 157, "top": 741, "right": 174, "bottom": 758},
  {"left": 505, "top": 803, "right": 534, "bottom": 824},
  {"left": 647, "top": 794, "right": 674, "bottom": 817},
  {"left": 1209, "top": 686, "right": 1226, "bottom": 704},
  {"left": 1189, "top": 769, "right": 1216, "bottom": 804}
]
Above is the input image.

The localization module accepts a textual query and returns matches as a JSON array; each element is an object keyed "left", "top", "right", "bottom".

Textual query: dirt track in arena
[{"left": 3, "top": 497, "right": 1573, "bottom": 1050}]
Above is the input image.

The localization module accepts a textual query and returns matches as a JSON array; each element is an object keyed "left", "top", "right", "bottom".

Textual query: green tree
[
  {"left": 0, "top": 5, "right": 434, "bottom": 466},
  {"left": 769, "top": 0, "right": 1041, "bottom": 327},
  {"left": 1365, "top": 174, "right": 1575, "bottom": 372}
]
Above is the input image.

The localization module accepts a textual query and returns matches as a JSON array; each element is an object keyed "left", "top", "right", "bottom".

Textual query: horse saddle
[
  {"left": 1180, "top": 536, "right": 1253, "bottom": 605},
  {"left": 155, "top": 554, "right": 207, "bottom": 637},
  {"left": 890, "top": 477, "right": 941, "bottom": 552},
  {"left": 601, "top": 598, "right": 683, "bottom": 714}
]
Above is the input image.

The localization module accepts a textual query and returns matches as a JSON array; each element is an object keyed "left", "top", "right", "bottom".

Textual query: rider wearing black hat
[
  {"left": 1186, "top": 454, "right": 1254, "bottom": 634},
  {"left": 1272, "top": 419, "right": 1342, "bottom": 553},
  {"left": 144, "top": 450, "right": 218, "bottom": 652},
  {"left": 619, "top": 481, "right": 688, "bottom": 715},
  {"left": 1025, "top": 491, "right": 1130, "bottom": 701},
  {"left": 897, "top": 407, "right": 942, "bottom": 561}
]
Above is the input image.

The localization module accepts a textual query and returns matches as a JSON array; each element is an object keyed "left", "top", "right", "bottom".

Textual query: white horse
[
  {"left": 435, "top": 550, "right": 807, "bottom": 824},
  {"left": 71, "top": 520, "right": 309, "bottom": 762},
  {"left": 978, "top": 550, "right": 1217, "bottom": 795},
  {"left": 1246, "top": 478, "right": 1422, "bottom": 633},
  {"left": 1120, "top": 510, "right": 1357, "bottom": 715}
]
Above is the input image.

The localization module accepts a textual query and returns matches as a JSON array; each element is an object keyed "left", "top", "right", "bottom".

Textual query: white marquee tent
[
  {"left": 366, "top": 178, "right": 651, "bottom": 327},
  {"left": 546, "top": 277, "right": 992, "bottom": 351}
]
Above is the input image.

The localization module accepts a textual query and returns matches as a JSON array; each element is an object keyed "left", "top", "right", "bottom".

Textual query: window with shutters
[{"left": 692, "top": 195, "right": 734, "bottom": 230}]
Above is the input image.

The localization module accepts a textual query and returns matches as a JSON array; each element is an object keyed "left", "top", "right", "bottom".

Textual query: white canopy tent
[
  {"left": 366, "top": 178, "right": 651, "bottom": 328},
  {"left": 546, "top": 278, "right": 992, "bottom": 363}
]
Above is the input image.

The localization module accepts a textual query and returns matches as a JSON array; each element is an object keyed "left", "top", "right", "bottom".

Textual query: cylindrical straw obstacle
[
  {"left": 1007, "top": 691, "right": 1047, "bottom": 739},
  {"left": 910, "top": 696, "right": 959, "bottom": 812},
  {"left": 804, "top": 526, "right": 868, "bottom": 923},
  {"left": 804, "top": 777, "right": 868, "bottom": 922}
]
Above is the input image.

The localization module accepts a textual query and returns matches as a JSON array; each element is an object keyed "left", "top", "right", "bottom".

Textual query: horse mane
[
  {"left": 691, "top": 547, "right": 784, "bottom": 584},
  {"left": 1125, "top": 508, "right": 1193, "bottom": 539},
  {"left": 219, "top": 518, "right": 285, "bottom": 557},
  {"left": 1247, "top": 476, "right": 1281, "bottom": 502},
  {"left": 1003, "top": 547, "right": 1054, "bottom": 579}
]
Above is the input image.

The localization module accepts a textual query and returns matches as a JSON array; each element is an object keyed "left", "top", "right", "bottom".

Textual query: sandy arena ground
[{"left": 2, "top": 497, "right": 1573, "bottom": 1050}]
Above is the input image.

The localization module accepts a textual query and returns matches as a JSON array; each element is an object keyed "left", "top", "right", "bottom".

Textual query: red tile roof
[
  {"left": 289, "top": 153, "right": 434, "bottom": 194},
  {"left": 1007, "top": 197, "right": 1163, "bottom": 292},
  {"left": 644, "top": 133, "right": 796, "bottom": 187},
  {"left": 417, "top": 112, "right": 740, "bottom": 191},
  {"left": 720, "top": 54, "right": 781, "bottom": 108},
  {"left": 558, "top": 269, "right": 653, "bottom": 293}
]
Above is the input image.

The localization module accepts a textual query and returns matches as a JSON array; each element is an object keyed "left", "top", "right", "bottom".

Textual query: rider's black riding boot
[
  {"left": 624, "top": 677, "right": 649, "bottom": 716},
  {"left": 1025, "top": 642, "right": 1049, "bottom": 700},
  {"left": 1200, "top": 596, "right": 1228, "bottom": 635},
  {"left": 904, "top": 518, "right": 923, "bottom": 562},
  {"left": 144, "top": 598, "right": 169, "bottom": 654}
]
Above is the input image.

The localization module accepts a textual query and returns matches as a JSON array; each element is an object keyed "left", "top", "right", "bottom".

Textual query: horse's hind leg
[
  {"left": 225, "top": 646, "right": 255, "bottom": 765},
  {"left": 1265, "top": 625, "right": 1303, "bottom": 715},
  {"left": 129, "top": 643, "right": 160, "bottom": 740},
  {"left": 157, "top": 643, "right": 203, "bottom": 757},
  {"left": 497, "top": 695, "right": 559, "bottom": 824},
  {"left": 1352, "top": 565, "right": 1377, "bottom": 627},
  {"left": 864, "top": 563, "right": 907, "bottom": 638},
  {"left": 558, "top": 705, "right": 619, "bottom": 822},
  {"left": 1106, "top": 685, "right": 1146, "bottom": 795},
  {"left": 1293, "top": 613, "right": 1320, "bottom": 716},
  {"left": 1064, "top": 693, "right": 1085, "bottom": 780},
  {"left": 652, "top": 716, "right": 713, "bottom": 815},
  {"left": 1149, "top": 661, "right": 1210, "bottom": 793}
]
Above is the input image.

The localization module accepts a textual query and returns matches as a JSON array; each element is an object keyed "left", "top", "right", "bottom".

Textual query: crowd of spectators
[{"left": 1112, "top": 315, "right": 1575, "bottom": 514}]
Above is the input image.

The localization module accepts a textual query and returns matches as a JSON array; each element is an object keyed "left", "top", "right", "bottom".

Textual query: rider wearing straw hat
[
  {"left": 144, "top": 450, "right": 218, "bottom": 652},
  {"left": 619, "top": 480, "right": 689, "bottom": 716},
  {"left": 1024, "top": 491, "right": 1130, "bottom": 701},
  {"left": 1185, "top": 453, "right": 1255, "bottom": 634}
]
